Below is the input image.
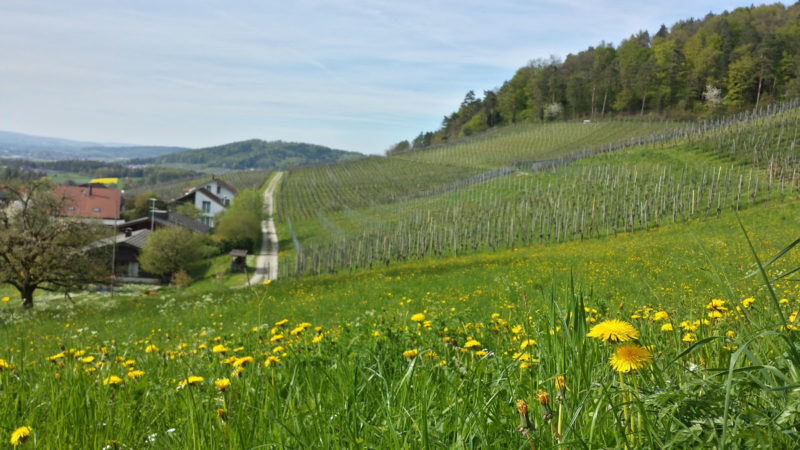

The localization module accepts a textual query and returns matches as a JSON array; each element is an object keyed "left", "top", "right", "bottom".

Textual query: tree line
[{"left": 389, "top": 3, "right": 800, "bottom": 154}]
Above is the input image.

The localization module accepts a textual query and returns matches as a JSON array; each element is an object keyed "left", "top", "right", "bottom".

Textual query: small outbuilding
[{"left": 229, "top": 249, "right": 248, "bottom": 272}]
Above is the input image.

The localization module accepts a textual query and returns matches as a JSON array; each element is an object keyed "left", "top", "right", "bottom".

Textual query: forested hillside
[
  {"left": 393, "top": 3, "right": 800, "bottom": 152},
  {"left": 135, "top": 139, "right": 363, "bottom": 170}
]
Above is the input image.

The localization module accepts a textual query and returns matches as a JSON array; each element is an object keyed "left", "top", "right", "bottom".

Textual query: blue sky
[{"left": 0, "top": 0, "right": 772, "bottom": 154}]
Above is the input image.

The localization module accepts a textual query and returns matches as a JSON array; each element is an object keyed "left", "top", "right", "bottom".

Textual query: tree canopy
[
  {"left": 213, "top": 188, "right": 263, "bottom": 252},
  {"left": 402, "top": 3, "right": 800, "bottom": 151},
  {"left": 138, "top": 227, "right": 216, "bottom": 281}
]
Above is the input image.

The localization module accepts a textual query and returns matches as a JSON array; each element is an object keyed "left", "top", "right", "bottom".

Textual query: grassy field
[{"left": 2, "top": 199, "right": 799, "bottom": 447}]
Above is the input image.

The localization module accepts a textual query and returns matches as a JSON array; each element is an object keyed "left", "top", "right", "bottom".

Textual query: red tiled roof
[{"left": 52, "top": 185, "right": 122, "bottom": 219}]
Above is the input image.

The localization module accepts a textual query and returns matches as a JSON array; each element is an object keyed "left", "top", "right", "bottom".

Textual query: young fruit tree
[
  {"left": 138, "top": 226, "right": 216, "bottom": 283},
  {"left": 0, "top": 180, "right": 107, "bottom": 308}
]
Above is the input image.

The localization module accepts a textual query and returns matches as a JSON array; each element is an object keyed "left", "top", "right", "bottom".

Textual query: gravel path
[{"left": 248, "top": 171, "right": 282, "bottom": 286}]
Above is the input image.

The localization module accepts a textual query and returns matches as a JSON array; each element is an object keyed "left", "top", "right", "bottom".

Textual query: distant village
[{"left": 54, "top": 177, "right": 238, "bottom": 282}]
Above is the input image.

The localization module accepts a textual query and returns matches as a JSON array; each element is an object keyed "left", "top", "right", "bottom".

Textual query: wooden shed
[{"left": 229, "top": 249, "right": 248, "bottom": 272}]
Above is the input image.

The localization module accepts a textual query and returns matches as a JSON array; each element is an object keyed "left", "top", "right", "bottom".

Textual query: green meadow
[{"left": 2, "top": 196, "right": 799, "bottom": 447}]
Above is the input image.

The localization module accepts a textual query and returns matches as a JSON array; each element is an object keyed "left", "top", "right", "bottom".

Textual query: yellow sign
[{"left": 89, "top": 178, "right": 119, "bottom": 184}]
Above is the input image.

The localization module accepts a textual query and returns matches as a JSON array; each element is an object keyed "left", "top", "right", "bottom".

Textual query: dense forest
[
  {"left": 133, "top": 139, "right": 363, "bottom": 170},
  {"left": 391, "top": 3, "right": 800, "bottom": 153}
]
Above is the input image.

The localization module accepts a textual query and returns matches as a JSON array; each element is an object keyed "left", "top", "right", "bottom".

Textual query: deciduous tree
[{"left": 0, "top": 180, "right": 106, "bottom": 308}]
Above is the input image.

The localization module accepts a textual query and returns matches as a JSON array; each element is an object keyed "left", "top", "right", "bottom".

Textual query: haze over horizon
[{"left": 0, "top": 0, "right": 770, "bottom": 155}]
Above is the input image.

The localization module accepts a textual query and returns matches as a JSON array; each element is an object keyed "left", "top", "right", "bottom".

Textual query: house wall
[
  {"left": 204, "top": 181, "right": 235, "bottom": 206},
  {"left": 193, "top": 191, "right": 226, "bottom": 227}
]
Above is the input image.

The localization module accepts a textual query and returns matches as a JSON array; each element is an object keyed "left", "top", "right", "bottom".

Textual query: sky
[{"left": 0, "top": 0, "right": 774, "bottom": 155}]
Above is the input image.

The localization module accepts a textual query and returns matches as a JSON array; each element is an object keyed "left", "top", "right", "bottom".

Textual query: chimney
[{"left": 124, "top": 227, "right": 132, "bottom": 238}]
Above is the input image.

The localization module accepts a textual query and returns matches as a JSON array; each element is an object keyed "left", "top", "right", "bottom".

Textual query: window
[
  {"left": 93, "top": 207, "right": 101, "bottom": 213},
  {"left": 217, "top": 185, "right": 221, "bottom": 194},
  {"left": 67, "top": 206, "right": 75, "bottom": 211},
  {"left": 202, "top": 201, "right": 211, "bottom": 213}
]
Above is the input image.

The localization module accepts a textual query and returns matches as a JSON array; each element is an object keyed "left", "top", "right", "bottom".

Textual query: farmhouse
[
  {"left": 171, "top": 178, "right": 237, "bottom": 227},
  {"left": 52, "top": 184, "right": 122, "bottom": 221}
]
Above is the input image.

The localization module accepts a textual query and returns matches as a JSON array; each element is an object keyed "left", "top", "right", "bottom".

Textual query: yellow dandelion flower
[
  {"left": 178, "top": 376, "right": 204, "bottom": 388},
  {"left": 410, "top": 313, "right": 425, "bottom": 322},
  {"left": 475, "top": 350, "right": 487, "bottom": 356},
  {"left": 519, "top": 362, "right": 533, "bottom": 369},
  {"left": 264, "top": 355, "right": 281, "bottom": 367},
  {"left": 127, "top": 370, "right": 145, "bottom": 379},
  {"left": 212, "top": 344, "right": 228, "bottom": 354},
  {"left": 312, "top": 335, "right": 323, "bottom": 344},
  {"left": 272, "top": 346, "right": 284, "bottom": 354},
  {"left": 270, "top": 334, "right": 284, "bottom": 342},
  {"left": 512, "top": 352, "right": 532, "bottom": 361},
  {"left": 609, "top": 344, "right": 652, "bottom": 373},
  {"left": 81, "top": 356, "right": 95, "bottom": 364},
  {"left": 463, "top": 339, "right": 481, "bottom": 349},
  {"left": 263, "top": 280, "right": 271, "bottom": 285},
  {"left": 373, "top": 331, "right": 381, "bottom": 337},
  {"left": 274, "top": 319, "right": 288, "bottom": 327},
  {"left": 682, "top": 333, "right": 696, "bottom": 343},
  {"left": 290, "top": 326, "right": 304, "bottom": 336},
  {"left": 587, "top": 319, "right": 639, "bottom": 343},
  {"left": 232, "top": 356, "right": 253, "bottom": 367},
  {"left": 661, "top": 323, "right": 674, "bottom": 331},
  {"left": 742, "top": 297, "right": 755, "bottom": 308},
  {"left": 511, "top": 325, "right": 523, "bottom": 334},
  {"left": 0, "top": 359, "right": 17, "bottom": 371},
  {"left": 9, "top": 426, "right": 31, "bottom": 447},
  {"left": 102, "top": 375, "right": 123, "bottom": 386},
  {"left": 145, "top": 344, "right": 159, "bottom": 353},
  {"left": 215, "top": 378, "right": 231, "bottom": 391},
  {"left": 706, "top": 299, "right": 727, "bottom": 312},
  {"left": 519, "top": 339, "right": 536, "bottom": 349},
  {"left": 403, "top": 349, "right": 418, "bottom": 358},
  {"left": 652, "top": 311, "right": 669, "bottom": 322},
  {"left": 555, "top": 375, "right": 569, "bottom": 392},
  {"left": 1, "top": 296, "right": 9, "bottom": 303},
  {"left": 47, "top": 353, "right": 65, "bottom": 362}
]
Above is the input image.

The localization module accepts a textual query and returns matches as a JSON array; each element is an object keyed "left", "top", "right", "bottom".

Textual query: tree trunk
[
  {"left": 755, "top": 71, "right": 763, "bottom": 109},
  {"left": 21, "top": 285, "right": 34, "bottom": 309},
  {"left": 601, "top": 89, "right": 608, "bottom": 118},
  {"left": 640, "top": 92, "right": 647, "bottom": 116}
]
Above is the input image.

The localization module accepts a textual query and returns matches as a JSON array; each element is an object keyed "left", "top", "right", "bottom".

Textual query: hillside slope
[{"left": 135, "top": 139, "right": 363, "bottom": 170}]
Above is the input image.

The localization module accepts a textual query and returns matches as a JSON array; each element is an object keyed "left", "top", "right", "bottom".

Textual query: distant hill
[
  {"left": 133, "top": 139, "right": 364, "bottom": 170},
  {"left": 0, "top": 130, "right": 188, "bottom": 161}
]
